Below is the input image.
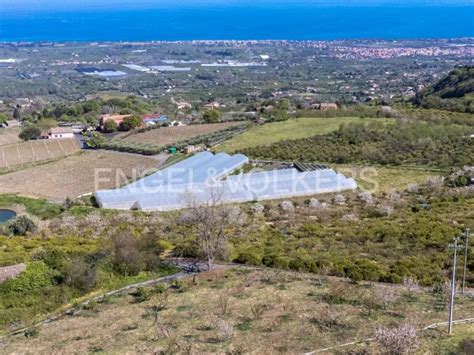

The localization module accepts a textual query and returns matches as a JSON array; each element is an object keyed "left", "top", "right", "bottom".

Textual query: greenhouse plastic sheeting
[{"left": 95, "top": 152, "right": 357, "bottom": 211}]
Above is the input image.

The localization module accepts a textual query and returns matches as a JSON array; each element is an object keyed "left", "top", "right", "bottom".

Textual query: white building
[{"left": 47, "top": 127, "right": 74, "bottom": 139}]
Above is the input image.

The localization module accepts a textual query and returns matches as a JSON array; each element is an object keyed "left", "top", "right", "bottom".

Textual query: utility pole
[
  {"left": 461, "top": 228, "right": 471, "bottom": 294},
  {"left": 448, "top": 236, "right": 463, "bottom": 335}
]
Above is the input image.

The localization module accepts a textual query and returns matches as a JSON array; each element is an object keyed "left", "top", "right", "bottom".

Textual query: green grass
[
  {"left": 216, "top": 117, "right": 389, "bottom": 152},
  {"left": 0, "top": 194, "right": 63, "bottom": 219},
  {"left": 333, "top": 164, "right": 442, "bottom": 192}
]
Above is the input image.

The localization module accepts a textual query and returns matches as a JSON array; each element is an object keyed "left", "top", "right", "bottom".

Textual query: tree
[
  {"left": 119, "top": 115, "right": 143, "bottom": 131},
  {"left": 35, "top": 118, "right": 57, "bottom": 131},
  {"left": 85, "top": 132, "right": 106, "bottom": 148},
  {"left": 19, "top": 126, "right": 42, "bottom": 141},
  {"left": 183, "top": 189, "right": 243, "bottom": 270},
  {"left": 103, "top": 119, "right": 118, "bottom": 133},
  {"left": 13, "top": 108, "right": 21, "bottom": 120},
  {"left": 203, "top": 109, "right": 220, "bottom": 123}
]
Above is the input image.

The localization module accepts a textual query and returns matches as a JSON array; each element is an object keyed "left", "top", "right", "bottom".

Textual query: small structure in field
[
  {"left": 318, "top": 103, "right": 338, "bottom": 111},
  {"left": 176, "top": 101, "right": 192, "bottom": 110},
  {"left": 183, "top": 145, "right": 204, "bottom": 154},
  {"left": 46, "top": 127, "right": 74, "bottom": 139},
  {"left": 204, "top": 101, "right": 220, "bottom": 109}
]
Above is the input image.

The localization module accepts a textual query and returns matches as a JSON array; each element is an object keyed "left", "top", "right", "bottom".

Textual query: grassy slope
[
  {"left": 217, "top": 117, "right": 388, "bottom": 152},
  {"left": 2, "top": 268, "right": 472, "bottom": 353},
  {"left": 334, "top": 164, "right": 442, "bottom": 192}
]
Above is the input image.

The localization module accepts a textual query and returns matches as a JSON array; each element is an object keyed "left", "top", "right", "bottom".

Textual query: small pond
[{"left": 0, "top": 209, "right": 16, "bottom": 224}]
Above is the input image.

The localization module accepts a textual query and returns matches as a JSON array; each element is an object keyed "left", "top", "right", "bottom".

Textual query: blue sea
[{"left": 0, "top": 1, "right": 473, "bottom": 41}]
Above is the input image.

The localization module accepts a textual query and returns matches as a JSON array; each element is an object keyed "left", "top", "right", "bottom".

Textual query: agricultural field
[
  {"left": 0, "top": 151, "right": 162, "bottom": 200},
  {"left": 217, "top": 117, "right": 389, "bottom": 152},
  {"left": 0, "top": 128, "right": 21, "bottom": 146},
  {"left": 0, "top": 139, "right": 80, "bottom": 169},
  {"left": 119, "top": 122, "right": 242, "bottom": 146},
  {"left": 1, "top": 268, "right": 472, "bottom": 354}
]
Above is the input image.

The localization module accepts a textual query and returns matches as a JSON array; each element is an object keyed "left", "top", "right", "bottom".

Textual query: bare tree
[{"left": 182, "top": 188, "right": 243, "bottom": 270}]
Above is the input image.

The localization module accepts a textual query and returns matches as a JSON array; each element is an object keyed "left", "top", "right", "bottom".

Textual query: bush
[
  {"left": 103, "top": 119, "right": 118, "bottom": 133},
  {"left": 112, "top": 231, "right": 141, "bottom": 276},
  {"left": 19, "top": 126, "right": 42, "bottom": 141},
  {"left": 64, "top": 259, "right": 98, "bottom": 293},
  {"left": 203, "top": 109, "right": 221, "bottom": 123},
  {"left": 131, "top": 287, "right": 151, "bottom": 303},
  {"left": 233, "top": 248, "right": 263, "bottom": 266},
  {"left": 8, "top": 215, "right": 38, "bottom": 236},
  {"left": 119, "top": 115, "right": 143, "bottom": 131}
]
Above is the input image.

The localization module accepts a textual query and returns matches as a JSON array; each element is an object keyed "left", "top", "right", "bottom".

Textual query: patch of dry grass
[
  {"left": 1, "top": 268, "right": 472, "bottom": 354},
  {"left": 334, "top": 164, "right": 441, "bottom": 193},
  {"left": 0, "top": 127, "right": 21, "bottom": 146},
  {"left": 0, "top": 151, "right": 160, "bottom": 200}
]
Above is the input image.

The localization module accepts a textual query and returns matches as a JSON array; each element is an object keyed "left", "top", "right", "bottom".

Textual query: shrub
[
  {"left": 112, "top": 231, "right": 141, "bottom": 276},
  {"left": 234, "top": 248, "right": 263, "bottom": 266},
  {"left": 64, "top": 259, "right": 98, "bottom": 293},
  {"left": 154, "top": 283, "right": 167, "bottom": 294},
  {"left": 203, "top": 109, "right": 221, "bottom": 123},
  {"left": 262, "top": 254, "right": 290, "bottom": 269},
  {"left": 103, "top": 119, "right": 118, "bottom": 133},
  {"left": 19, "top": 126, "right": 42, "bottom": 141},
  {"left": 131, "top": 287, "right": 151, "bottom": 303},
  {"left": 8, "top": 215, "right": 38, "bottom": 236},
  {"left": 288, "top": 251, "right": 318, "bottom": 273},
  {"left": 0, "top": 261, "right": 52, "bottom": 293}
]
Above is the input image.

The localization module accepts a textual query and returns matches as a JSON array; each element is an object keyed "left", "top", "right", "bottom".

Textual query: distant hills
[{"left": 415, "top": 66, "right": 474, "bottom": 113}]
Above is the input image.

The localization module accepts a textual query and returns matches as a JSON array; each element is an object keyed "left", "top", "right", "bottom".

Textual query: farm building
[
  {"left": 46, "top": 127, "right": 74, "bottom": 139},
  {"left": 317, "top": 103, "right": 338, "bottom": 111},
  {"left": 95, "top": 152, "right": 357, "bottom": 212},
  {"left": 99, "top": 114, "right": 132, "bottom": 130},
  {"left": 183, "top": 145, "right": 204, "bottom": 154}
]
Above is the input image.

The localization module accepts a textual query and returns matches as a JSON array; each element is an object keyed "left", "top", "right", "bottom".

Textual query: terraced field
[
  {"left": 120, "top": 122, "right": 242, "bottom": 146},
  {"left": 0, "top": 138, "right": 80, "bottom": 168},
  {"left": 0, "top": 151, "right": 161, "bottom": 200}
]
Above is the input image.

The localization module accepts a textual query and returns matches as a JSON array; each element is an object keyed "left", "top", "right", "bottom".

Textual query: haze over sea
[{"left": 0, "top": 0, "right": 473, "bottom": 41}]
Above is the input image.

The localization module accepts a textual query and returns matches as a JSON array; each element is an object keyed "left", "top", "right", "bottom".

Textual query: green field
[{"left": 216, "top": 117, "right": 388, "bottom": 152}]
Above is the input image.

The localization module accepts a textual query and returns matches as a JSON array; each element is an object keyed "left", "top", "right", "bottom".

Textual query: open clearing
[
  {"left": 0, "top": 128, "right": 21, "bottom": 146},
  {"left": 334, "top": 164, "right": 443, "bottom": 192},
  {"left": 1, "top": 268, "right": 472, "bottom": 354},
  {"left": 119, "top": 122, "right": 242, "bottom": 146},
  {"left": 217, "top": 117, "right": 389, "bottom": 152},
  {"left": 0, "top": 151, "right": 160, "bottom": 200},
  {"left": 0, "top": 138, "right": 80, "bottom": 169}
]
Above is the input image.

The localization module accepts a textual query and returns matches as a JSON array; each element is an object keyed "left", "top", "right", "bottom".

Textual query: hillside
[
  {"left": 1, "top": 268, "right": 473, "bottom": 354},
  {"left": 415, "top": 66, "right": 474, "bottom": 113}
]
